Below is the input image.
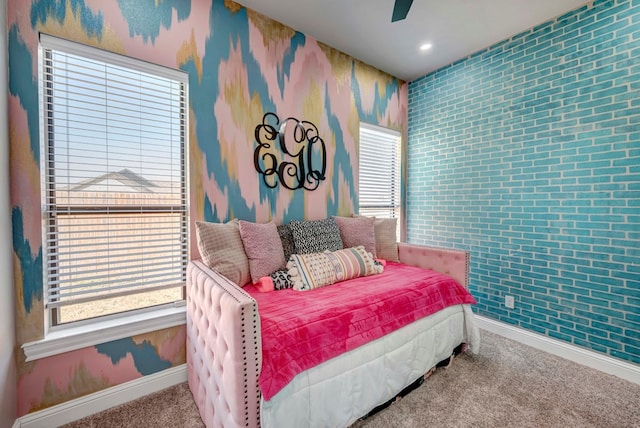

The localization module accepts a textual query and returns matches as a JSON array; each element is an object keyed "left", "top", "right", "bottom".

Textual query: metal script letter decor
[{"left": 253, "top": 112, "right": 327, "bottom": 191}]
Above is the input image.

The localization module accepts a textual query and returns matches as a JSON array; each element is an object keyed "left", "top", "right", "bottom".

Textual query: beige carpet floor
[{"left": 62, "top": 330, "right": 640, "bottom": 428}]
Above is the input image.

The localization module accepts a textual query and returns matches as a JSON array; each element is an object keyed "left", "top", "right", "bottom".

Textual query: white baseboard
[
  {"left": 476, "top": 315, "right": 640, "bottom": 386},
  {"left": 15, "top": 364, "right": 187, "bottom": 428}
]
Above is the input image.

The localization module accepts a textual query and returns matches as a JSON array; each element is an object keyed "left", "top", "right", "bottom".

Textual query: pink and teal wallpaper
[{"left": 7, "top": 0, "right": 407, "bottom": 416}]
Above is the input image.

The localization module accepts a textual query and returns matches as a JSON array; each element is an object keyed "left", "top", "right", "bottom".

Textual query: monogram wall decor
[{"left": 253, "top": 112, "right": 327, "bottom": 191}]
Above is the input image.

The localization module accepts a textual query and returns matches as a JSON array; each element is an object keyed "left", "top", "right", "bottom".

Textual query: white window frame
[
  {"left": 358, "top": 122, "right": 402, "bottom": 238},
  {"left": 24, "top": 34, "right": 189, "bottom": 361}
]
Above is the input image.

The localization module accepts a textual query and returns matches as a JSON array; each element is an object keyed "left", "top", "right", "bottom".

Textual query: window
[
  {"left": 39, "top": 34, "right": 189, "bottom": 327},
  {"left": 358, "top": 123, "right": 402, "bottom": 236}
]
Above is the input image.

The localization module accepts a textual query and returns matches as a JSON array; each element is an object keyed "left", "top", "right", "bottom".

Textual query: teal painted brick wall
[{"left": 407, "top": 0, "right": 640, "bottom": 364}]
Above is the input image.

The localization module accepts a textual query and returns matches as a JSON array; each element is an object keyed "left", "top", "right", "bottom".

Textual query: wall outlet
[{"left": 505, "top": 295, "right": 515, "bottom": 309}]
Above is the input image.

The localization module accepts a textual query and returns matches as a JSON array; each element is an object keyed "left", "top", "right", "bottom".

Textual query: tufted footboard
[
  {"left": 398, "top": 243, "right": 470, "bottom": 289},
  {"left": 187, "top": 260, "right": 262, "bottom": 428}
]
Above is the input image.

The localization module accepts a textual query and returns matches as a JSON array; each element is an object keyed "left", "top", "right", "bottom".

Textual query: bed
[{"left": 186, "top": 240, "right": 480, "bottom": 428}]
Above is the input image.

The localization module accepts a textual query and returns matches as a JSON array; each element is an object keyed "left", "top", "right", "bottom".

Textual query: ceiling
[{"left": 234, "top": 0, "right": 592, "bottom": 82}]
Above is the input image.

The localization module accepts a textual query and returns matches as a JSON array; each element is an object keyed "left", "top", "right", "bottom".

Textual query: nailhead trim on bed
[{"left": 187, "top": 261, "right": 262, "bottom": 428}]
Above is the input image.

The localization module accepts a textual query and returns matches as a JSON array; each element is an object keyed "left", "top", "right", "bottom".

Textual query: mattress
[
  {"left": 246, "top": 261, "right": 476, "bottom": 401},
  {"left": 260, "top": 304, "right": 480, "bottom": 428}
]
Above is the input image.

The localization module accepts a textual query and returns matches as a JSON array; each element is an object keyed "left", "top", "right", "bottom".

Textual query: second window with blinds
[
  {"left": 39, "top": 34, "right": 189, "bottom": 327},
  {"left": 358, "top": 123, "right": 402, "bottom": 238}
]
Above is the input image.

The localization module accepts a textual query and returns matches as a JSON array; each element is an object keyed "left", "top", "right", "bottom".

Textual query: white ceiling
[{"left": 234, "top": 0, "right": 592, "bottom": 82}]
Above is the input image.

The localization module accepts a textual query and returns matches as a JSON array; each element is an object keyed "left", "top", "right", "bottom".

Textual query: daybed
[{"left": 187, "top": 217, "right": 480, "bottom": 428}]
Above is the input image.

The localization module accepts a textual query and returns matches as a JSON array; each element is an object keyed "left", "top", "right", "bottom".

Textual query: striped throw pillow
[{"left": 287, "top": 246, "right": 383, "bottom": 291}]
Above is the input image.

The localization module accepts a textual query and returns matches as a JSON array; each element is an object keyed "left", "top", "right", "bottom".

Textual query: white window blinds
[
  {"left": 39, "top": 34, "right": 189, "bottom": 324},
  {"left": 358, "top": 123, "right": 402, "bottom": 219}
]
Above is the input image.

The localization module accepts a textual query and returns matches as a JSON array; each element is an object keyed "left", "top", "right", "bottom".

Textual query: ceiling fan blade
[{"left": 391, "top": 0, "right": 414, "bottom": 22}]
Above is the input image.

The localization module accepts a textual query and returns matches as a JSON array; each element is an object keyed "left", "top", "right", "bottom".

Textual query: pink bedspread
[{"left": 244, "top": 262, "right": 476, "bottom": 401}]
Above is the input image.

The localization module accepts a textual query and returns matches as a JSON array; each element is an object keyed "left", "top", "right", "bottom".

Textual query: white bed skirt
[{"left": 260, "top": 304, "right": 480, "bottom": 428}]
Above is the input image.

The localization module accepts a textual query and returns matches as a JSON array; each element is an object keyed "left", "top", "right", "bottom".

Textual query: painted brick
[
  {"left": 559, "top": 327, "right": 587, "bottom": 341},
  {"left": 407, "top": 0, "right": 639, "bottom": 364},
  {"left": 574, "top": 338, "right": 608, "bottom": 354},
  {"left": 548, "top": 330, "right": 576, "bottom": 343},
  {"left": 589, "top": 335, "right": 624, "bottom": 350}
]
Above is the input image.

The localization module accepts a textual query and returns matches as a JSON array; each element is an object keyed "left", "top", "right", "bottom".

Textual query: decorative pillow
[
  {"left": 374, "top": 217, "right": 399, "bottom": 262},
  {"left": 288, "top": 218, "right": 343, "bottom": 254},
  {"left": 270, "top": 269, "right": 295, "bottom": 290},
  {"left": 277, "top": 224, "right": 296, "bottom": 262},
  {"left": 287, "top": 246, "right": 383, "bottom": 291},
  {"left": 333, "top": 216, "right": 376, "bottom": 257},
  {"left": 254, "top": 269, "right": 294, "bottom": 292},
  {"left": 195, "top": 219, "right": 251, "bottom": 286},
  {"left": 239, "top": 220, "right": 287, "bottom": 283}
]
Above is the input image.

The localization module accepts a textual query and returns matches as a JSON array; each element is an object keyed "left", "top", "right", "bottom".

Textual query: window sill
[{"left": 22, "top": 306, "right": 186, "bottom": 362}]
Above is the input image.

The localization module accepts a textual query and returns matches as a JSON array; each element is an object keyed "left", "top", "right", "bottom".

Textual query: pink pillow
[
  {"left": 332, "top": 216, "right": 376, "bottom": 257},
  {"left": 239, "top": 220, "right": 286, "bottom": 283}
]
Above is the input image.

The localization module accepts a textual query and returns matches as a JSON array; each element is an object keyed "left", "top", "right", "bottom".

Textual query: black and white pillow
[
  {"left": 277, "top": 224, "right": 297, "bottom": 262},
  {"left": 269, "top": 269, "right": 294, "bottom": 290},
  {"left": 288, "top": 218, "right": 344, "bottom": 254}
]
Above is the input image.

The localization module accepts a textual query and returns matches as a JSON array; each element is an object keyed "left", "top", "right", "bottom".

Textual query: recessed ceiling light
[{"left": 420, "top": 43, "right": 432, "bottom": 51}]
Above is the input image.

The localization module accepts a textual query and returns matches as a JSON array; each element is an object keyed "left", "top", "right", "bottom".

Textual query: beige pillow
[
  {"left": 195, "top": 219, "right": 251, "bottom": 286},
  {"left": 373, "top": 218, "right": 399, "bottom": 262}
]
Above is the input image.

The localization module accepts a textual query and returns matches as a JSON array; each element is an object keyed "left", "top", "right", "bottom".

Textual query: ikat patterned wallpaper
[{"left": 7, "top": 0, "right": 407, "bottom": 415}]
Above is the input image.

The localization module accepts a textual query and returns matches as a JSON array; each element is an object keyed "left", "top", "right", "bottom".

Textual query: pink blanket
[{"left": 245, "top": 262, "right": 476, "bottom": 401}]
